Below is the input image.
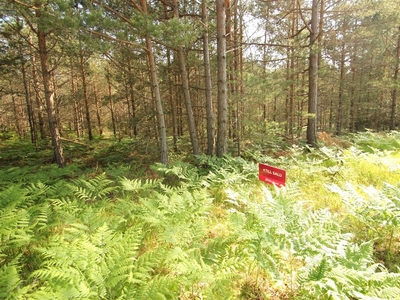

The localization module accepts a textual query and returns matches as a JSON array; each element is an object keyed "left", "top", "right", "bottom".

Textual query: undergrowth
[{"left": 0, "top": 131, "right": 400, "bottom": 299}]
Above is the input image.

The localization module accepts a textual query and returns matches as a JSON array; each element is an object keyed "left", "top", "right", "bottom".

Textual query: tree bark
[
  {"left": 9, "top": 81, "right": 23, "bottom": 137},
  {"left": 336, "top": 42, "right": 345, "bottom": 135},
  {"left": 21, "top": 60, "right": 37, "bottom": 145},
  {"left": 173, "top": 0, "right": 200, "bottom": 155},
  {"left": 79, "top": 47, "right": 93, "bottom": 140},
  {"left": 167, "top": 49, "right": 178, "bottom": 152},
  {"left": 306, "top": 0, "right": 319, "bottom": 147},
  {"left": 70, "top": 58, "right": 82, "bottom": 137},
  {"left": 107, "top": 63, "right": 117, "bottom": 137},
  {"left": 141, "top": 0, "right": 168, "bottom": 165},
  {"left": 93, "top": 82, "right": 103, "bottom": 135},
  {"left": 127, "top": 56, "right": 137, "bottom": 136},
  {"left": 202, "top": 0, "right": 215, "bottom": 155},
  {"left": 391, "top": 26, "right": 400, "bottom": 130},
  {"left": 349, "top": 45, "right": 357, "bottom": 133},
  {"left": 35, "top": 5, "right": 65, "bottom": 167},
  {"left": 216, "top": 0, "right": 228, "bottom": 157},
  {"left": 29, "top": 34, "right": 46, "bottom": 140}
]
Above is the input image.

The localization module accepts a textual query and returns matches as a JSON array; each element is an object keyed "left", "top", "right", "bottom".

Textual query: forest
[
  {"left": 0, "top": 0, "right": 399, "bottom": 164},
  {"left": 1, "top": 0, "right": 400, "bottom": 299}
]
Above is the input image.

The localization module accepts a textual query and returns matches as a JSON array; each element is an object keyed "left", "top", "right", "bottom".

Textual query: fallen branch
[{"left": 60, "top": 137, "right": 90, "bottom": 147}]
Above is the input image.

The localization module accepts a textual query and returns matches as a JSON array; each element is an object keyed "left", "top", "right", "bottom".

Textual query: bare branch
[
  {"left": 127, "top": 0, "right": 144, "bottom": 13},
  {"left": 85, "top": 29, "right": 146, "bottom": 50},
  {"left": 297, "top": 0, "right": 312, "bottom": 33},
  {"left": 243, "top": 42, "right": 308, "bottom": 48},
  {"left": 92, "top": 0, "right": 134, "bottom": 27},
  {"left": 12, "top": 0, "right": 36, "bottom": 9}
]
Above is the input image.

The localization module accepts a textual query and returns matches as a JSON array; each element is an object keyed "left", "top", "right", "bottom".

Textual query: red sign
[{"left": 258, "top": 163, "right": 286, "bottom": 187}]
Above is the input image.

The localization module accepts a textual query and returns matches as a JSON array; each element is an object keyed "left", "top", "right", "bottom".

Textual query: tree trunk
[
  {"left": 391, "top": 26, "right": 400, "bottom": 130},
  {"left": 216, "top": 0, "right": 228, "bottom": 157},
  {"left": 127, "top": 56, "right": 137, "bottom": 136},
  {"left": 29, "top": 34, "right": 46, "bottom": 139},
  {"left": 236, "top": 0, "right": 244, "bottom": 156},
  {"left": 107, "top": 64, "right": 117, "bottom": 137},
  {"left": 22, "top": 60, "right": 37, "bottom": 145},
  {"left": 79, "top": 47, "right": 93, "bottom": 140},
  {"left": 146, "top": 35, "right": 168, "bottom": 164},
  {"left": 166, "top": 49, "right": 178, "bottom": 151},
  {"left": 202, "top": 0, "right": 215, "bottom": 155},
  {"left": 141, "top": 0, "right": 168, "bottom": 165},
  {"left": 70, "top": 58, "right": 82, "bottom": 137},
  {"left": 317, "top": 0, "right": 324, "bottom": 69},
  {"left": 173, "top": 0, "right": 200, "bottom": 155},
  {"left": 349, "top": 45, "right": 357, "bottom": 133},
  {"left": 93, "top": 82, "right": 103, "bottom": 135},
  {"left": 336, "top": 43, "right": 345, "bottom": 135},
  {"left": 9, "top": 82, "right": 23, "bottom": 137},
  {"left": 225, "top": 0, "right": 232, "bottom": 142},
  {"left": 328, "top": 87, "right": 334, "bottom": 130},
  {"left": 35, "top": 6, "right": 65, "bottom": 167},
  {"left": 229, "top": 0, "right": 241, "bottom": 156},
  {"left": 306, "top": 0, "right": 319, "bottom": 147},
  {"left": 51, "top": 70, "right": 63, "bottom": 138}
]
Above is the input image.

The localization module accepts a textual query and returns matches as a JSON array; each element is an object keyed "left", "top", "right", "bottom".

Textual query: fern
[
  {"left": 24, "top": 215, "right": 181, "bottom": 300},
  {"left": 151, "top": 160, "right": 201, "bottom": 188},
  {"left": 24, "top": 182, "right": 52, "bottom": 202},
  {"left": 299, "top": 255, "right": 330, "bottom": 283},
  {"left": 0, "top": 184, "right": 27, "bottom": 209},
  {"left": 383, "top": 183, "right": 400, "bottom": 205},
  {"left": 351, "top": 130, "right": 400, "bottom": 152},
  {"left": 0, "top": 207, "right": 32, "bottom": 254},
  {"left": 119, "top": 177, "right": 158, "bottom": 195},
  {"left": 131, "top": 275, "right": 177, "bottom": 300},
  {"left": 68, "top": 173, "right": 116, "bottom": 202},
  {"left": 329, "top": 183, "right": 400, "bottom": 256},
  {"left": 0, "top": 259, "right": 22, "bottom": 299}
]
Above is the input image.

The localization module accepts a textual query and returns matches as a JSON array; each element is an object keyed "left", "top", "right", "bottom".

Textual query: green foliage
[
  {"left": 351, "top": 131, "right": 400, "bottom": 152},
  {"left": 1, "top": 132, "right": 400, "bottom": 298},
  {"left": 329, "top": 183, "right": 400, "bottom": 272},
  {"left": 68, "top": 173, "right": 116, "bottom": 203}
]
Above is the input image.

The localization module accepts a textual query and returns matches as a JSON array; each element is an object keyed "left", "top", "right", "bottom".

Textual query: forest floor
[{"left": 1, "top": 131, "right": 400, "bottom": 299}]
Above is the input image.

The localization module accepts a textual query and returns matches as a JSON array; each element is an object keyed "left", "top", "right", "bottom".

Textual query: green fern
[
  {"left": 131, "top": 275, "right": 178, "bottom": 300},
  {"left": 120, "top": 177, "right": 158, "bottom": 193},
  {"left": 299, "top": 255, "right": 330, "bottom": 283},
  {"left": 328, "top": 183, "right": 400, "bottom": 262},
  {"left": 0, "top": 184, "right": 27, "bottom": 209},
  {"left": 0, "top": 259, "right": 22, "bottom": 299},
  {"left": 68, "top": 173, "right": 116, "bottom": 202},
  {"left": 351, "top": 130, "right": 400, "bottom": 152}
]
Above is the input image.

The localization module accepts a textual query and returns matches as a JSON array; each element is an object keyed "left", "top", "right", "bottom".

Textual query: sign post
[{"left": 258, "top": 163, "right": 286, "bottom": 187}]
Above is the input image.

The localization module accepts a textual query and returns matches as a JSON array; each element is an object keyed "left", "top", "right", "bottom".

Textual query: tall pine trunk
[
  {"left": 141, "top": 0, "right": 168, "bottom": 165},
  {"left": 21, "top": 60, "right": 37, "bottom": 145},
  {"left": 107, "top": 64, "right": 117, "bottom": 137},
  {"left": 35, "top": 6, "right": 65, "bottom": 167},
  {"left": 391, "top": 26, "right": 400, "bottom": 130},
  {"left": 216, "top": 0, "right": 228, "bottom": 157},
  {"left": 145, "top": 35, "right": 168, "bottom": 164},
  {"left": 93, "top": 82, "right": 103, "bottom": 136},
  {"left": 173, "top": 0, "right": 200, "bottom": 155},
  {"left": 336, "top": 43, "right": 345, "bottom": 136},
  {"left": 29, "top": 34, "right": 46, "bottom": 140},
  {"left": 349, "top": 46, "right": 357, "bottom": 133},
  {"left": 202, "top": 0, "right": 214, "bottom": 155},
  {"left": 167, "top": 49, "right": 178, "bottom": 152},
  {"left": 9, "top": 82, "right": 23, "bottom": 137},
  {"left": 79, "top": 47, "right": 93, "bottom": 140},
  {"left": 306, "top": 0, "right": 319, "bottom": 147},
  {"left": 127, "top": 57, "right": 137, "bottom": 136}
]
